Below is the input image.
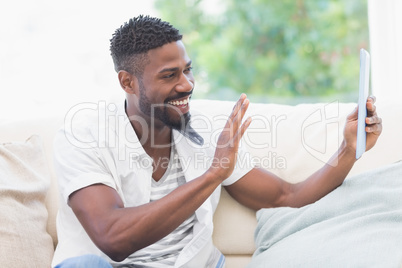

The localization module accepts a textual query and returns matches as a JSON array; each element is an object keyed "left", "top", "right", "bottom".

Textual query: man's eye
[
  {"left": 164, "top": 73, "right": 175, "bottom": 79},
  {"left": 185, "top": 67, "right": 193, "bottom": 72}
]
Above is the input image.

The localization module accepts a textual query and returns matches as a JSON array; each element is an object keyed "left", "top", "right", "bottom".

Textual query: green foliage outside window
[{"left": 155, "top": 0, "right": 369, "bottom": 104}]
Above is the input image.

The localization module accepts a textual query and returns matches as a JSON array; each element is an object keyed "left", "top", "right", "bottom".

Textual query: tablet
[{"left": 356, "top": 48, "right": 370, "bottom": 159}]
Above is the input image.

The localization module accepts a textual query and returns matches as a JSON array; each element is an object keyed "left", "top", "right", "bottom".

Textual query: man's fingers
[
  {"left": 227, "top": 116, "right": 252, "bottom": 151},
  {"left": 365, "top": 113, "right": 382, "bottom": 135},
  {"left": 365, "top": 115, "right": 382, "bottom": 125},
  {"left": 234, "top": 98, "right": 249, "bottom": 127},
  {"left": 367, "top": 101, "right": 376, "bottom": 114},
  {"left": 368, "top": 95, "right": 376, "bottom": 104},
  {"left": 366, "top": 95, "right": 377, "bottom": 115},
  {"left": 366, "top": 122, "right": 382, "bottom": 134},
  {"left": 349, "top": 95, "right": 378, "bottom": 121},
  {"left": 234, "top": 117, "right": 252, "bottom": 141},
  {"left": 231, "top": 93, "right": 247, "bottom": 117},
  {"left": 216, "top": 94, "right": 249, "bottom": 149},
  {"left": 227, "top": 94, "right": 249, "bottom": 130}
]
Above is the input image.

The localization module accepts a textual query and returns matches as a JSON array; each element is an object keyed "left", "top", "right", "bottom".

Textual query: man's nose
[{"left": 176, "top": 73, "right": 194, "bottom": 92}]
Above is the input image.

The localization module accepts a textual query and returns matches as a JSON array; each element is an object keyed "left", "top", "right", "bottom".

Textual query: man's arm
[
  {"left": 68, "top": 94, "right": 252, "bottom": 262},
  {"left": 69, "top": 174, "right": 221, "bottom": 262},
  {"left": 225, "top": 96, "right": 382, "bottom": 210}
]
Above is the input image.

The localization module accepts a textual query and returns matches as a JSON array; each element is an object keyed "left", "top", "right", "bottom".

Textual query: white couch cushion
[{"left": 0, "top": 135, "right": 54, "bottom": 267}]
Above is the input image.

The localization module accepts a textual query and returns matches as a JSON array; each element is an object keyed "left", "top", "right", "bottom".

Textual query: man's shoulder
[{"left": 56, "top": 101, "right": 124, "bottom": 149}]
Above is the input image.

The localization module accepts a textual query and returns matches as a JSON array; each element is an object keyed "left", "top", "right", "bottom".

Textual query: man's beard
[
  {"left": 138, "top": 81, "right": 191, "bottom": 131},
  {"left": 138, "top": 81, "right": 203, "bottom": 145}
]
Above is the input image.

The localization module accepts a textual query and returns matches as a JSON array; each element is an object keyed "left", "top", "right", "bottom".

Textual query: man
[{"left": 52, "top": 15, "right": 382, "bottom": 267}]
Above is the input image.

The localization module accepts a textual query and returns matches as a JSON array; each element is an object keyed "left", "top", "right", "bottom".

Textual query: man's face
[
  {"left": 138, "top": 79, "right": 191, "bottom": 130},
  {"left": 136, "top": 41, "right": 194, "bottom": 131}
]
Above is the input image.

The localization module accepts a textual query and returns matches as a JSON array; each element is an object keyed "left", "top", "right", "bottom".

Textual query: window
[{"left": 156, "top": 0, "right": 370, "bottom": 104}]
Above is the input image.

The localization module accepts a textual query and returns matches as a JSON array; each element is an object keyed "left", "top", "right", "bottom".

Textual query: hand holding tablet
[{"left": 356, "top": 48, "right": 370, "bottom": 159}]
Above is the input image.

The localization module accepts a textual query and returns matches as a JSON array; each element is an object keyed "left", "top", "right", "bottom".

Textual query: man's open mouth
[{"left": 167, "top": 95, "right": 191, "bottom": 107}]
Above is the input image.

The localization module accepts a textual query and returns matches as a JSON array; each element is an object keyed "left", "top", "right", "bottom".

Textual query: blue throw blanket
[{"left": 248, "top": 161, "right": 402, "bottom": 268}]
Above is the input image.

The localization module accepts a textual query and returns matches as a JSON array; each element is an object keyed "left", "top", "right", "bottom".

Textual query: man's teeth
[{"left": 168, "top": 97, "right": 190, "bottom": 106}]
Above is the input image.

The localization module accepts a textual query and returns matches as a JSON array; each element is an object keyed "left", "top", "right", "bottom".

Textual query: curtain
[{"left": 368, "top": 0, "right": 402, "bottom": 100}]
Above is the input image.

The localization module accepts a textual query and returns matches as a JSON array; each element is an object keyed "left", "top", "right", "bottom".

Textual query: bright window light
[{"left": 0, "top": 0, "right": 156, "bottom": 120}]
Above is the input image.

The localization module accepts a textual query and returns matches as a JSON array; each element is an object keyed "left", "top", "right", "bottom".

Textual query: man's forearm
[
  {"left": 86, "top": 170, "right": 221, "bottom": 261},
  {"left": 288, "top": 141, "right": 356, "bottom": 207}
]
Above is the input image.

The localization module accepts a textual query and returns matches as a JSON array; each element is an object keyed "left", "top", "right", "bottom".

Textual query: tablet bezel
[{"left": 356, "top": 48, "right": 370, "bottom": 159}]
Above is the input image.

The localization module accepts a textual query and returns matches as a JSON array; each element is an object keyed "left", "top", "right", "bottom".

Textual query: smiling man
[{"left": 52, "top": 15, "right": 382, "bottom": 268}]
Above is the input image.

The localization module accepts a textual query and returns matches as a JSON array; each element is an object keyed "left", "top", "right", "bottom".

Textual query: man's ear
[{"left": 118, "top": 70, "right": 139, "bottom": 95}]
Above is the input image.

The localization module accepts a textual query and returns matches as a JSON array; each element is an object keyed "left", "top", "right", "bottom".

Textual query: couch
[{"left": 0, "top": 98, "right": 400, "bottom": 268}]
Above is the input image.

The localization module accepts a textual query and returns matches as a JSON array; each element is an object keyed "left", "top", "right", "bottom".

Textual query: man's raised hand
[{"left": 207, "top": 94, "right": 252, "bottom": 182}]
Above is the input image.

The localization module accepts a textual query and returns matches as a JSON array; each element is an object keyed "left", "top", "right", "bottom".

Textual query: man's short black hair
[{"left": 110, "top": 15, "right": 183, "bottom": 76}]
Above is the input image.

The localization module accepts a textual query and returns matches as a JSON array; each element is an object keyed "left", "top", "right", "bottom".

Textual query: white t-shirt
[
  {"left": 51, "top": 101, "right": 254, "bottom": 267},
  {"left": 118, "top": 143, "right": 196, "bottom": 267}
]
